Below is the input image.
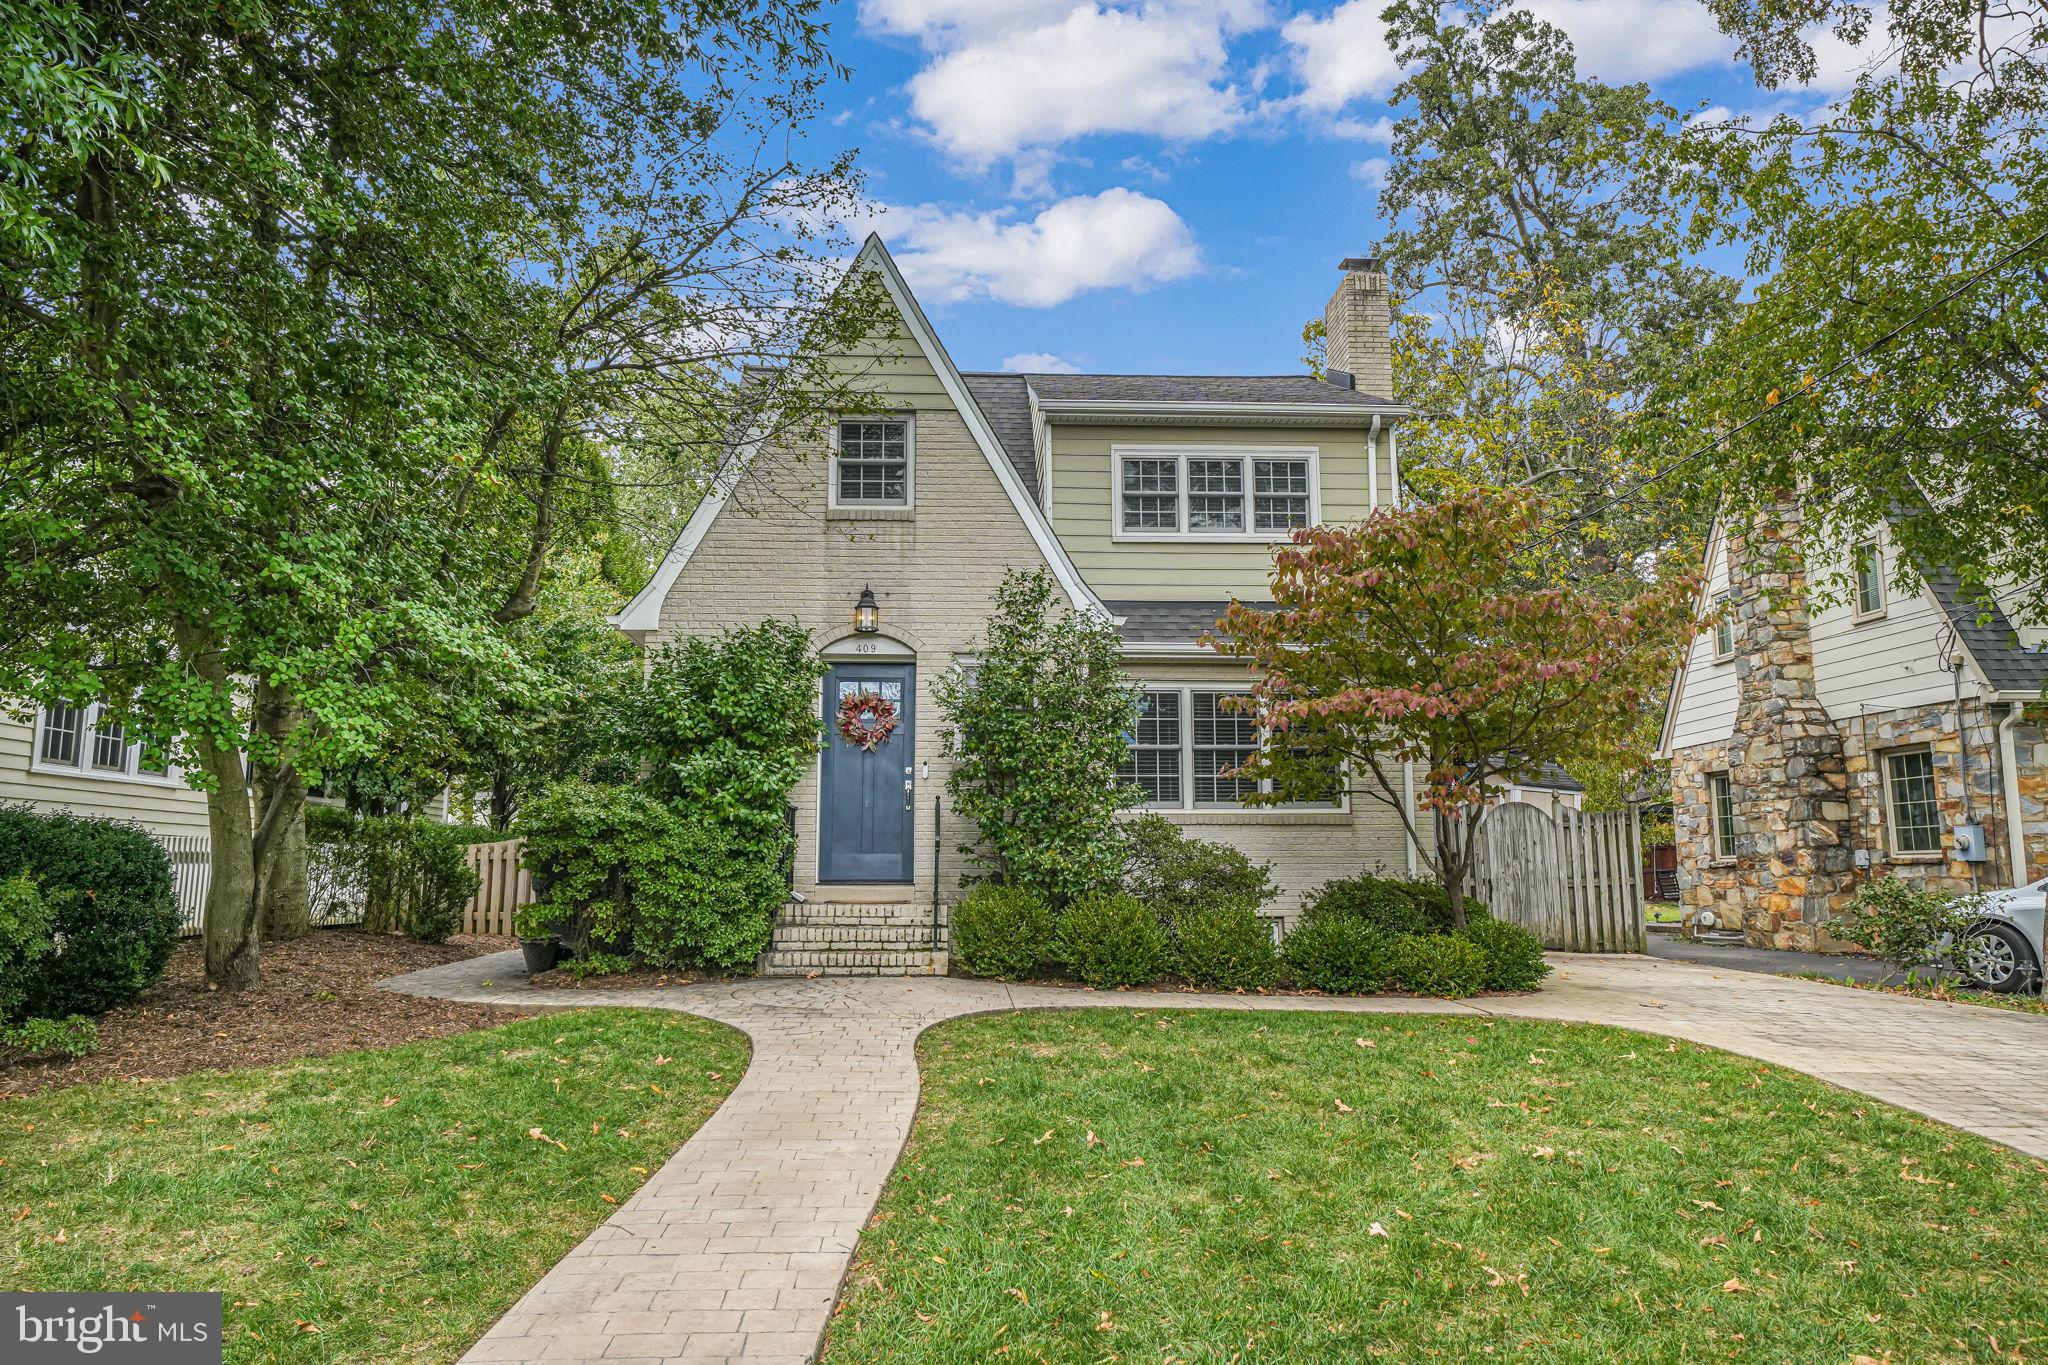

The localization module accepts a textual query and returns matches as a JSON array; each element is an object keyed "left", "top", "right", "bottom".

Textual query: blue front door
[{"left": 819, "top": 662, "right": 916, "bottom": 883}]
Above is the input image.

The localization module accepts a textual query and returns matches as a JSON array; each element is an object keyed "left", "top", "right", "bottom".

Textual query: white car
[{"left": 1961, "top": 878, "right": 2047, "bottom": 993}]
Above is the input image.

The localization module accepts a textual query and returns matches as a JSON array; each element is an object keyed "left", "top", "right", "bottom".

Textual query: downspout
[
  {"left": 2001, "top": 701, "right": 2030, "bottom": 887},
  {"left": 1367, "top": 414, "right": 1381, "bottom": 513},
  {"left": 1403, "top": 760, "right": 1419, "bottom": 875},
  {"left": 1388, "top": 419, "right": 1401, "bottom": 509}
]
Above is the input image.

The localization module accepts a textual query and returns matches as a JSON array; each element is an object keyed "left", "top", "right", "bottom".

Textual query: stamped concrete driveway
[{"left": 382, "top": 952, "right": 2048, "bottom": 1365}]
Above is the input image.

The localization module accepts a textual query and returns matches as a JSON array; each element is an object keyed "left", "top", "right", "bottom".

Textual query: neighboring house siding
[
  {"left": 1046, "top": 423, "right": 1386, "bottom": 601},
  {"left": 1666, "top": 524, "right": 1739, "bottom": 751},
  {"left": 650, "top": 325, "right": 1053, "bottom": 904},
  {"left": 0, "top": 712, "right": 211, "bottom": 836},
  {"left": 1118, "top": 657, "right": 1412, "bottom": 923}
]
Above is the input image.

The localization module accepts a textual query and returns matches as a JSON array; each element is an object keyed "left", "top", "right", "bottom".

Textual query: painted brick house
[
  {"left": 611, "top": 237, "right": 1420, "bottom": 973},
  {"left": 1656, "top": 503, "right": 2048, "bottom": 951}
]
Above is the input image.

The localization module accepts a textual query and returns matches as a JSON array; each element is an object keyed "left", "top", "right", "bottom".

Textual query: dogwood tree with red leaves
[{"left": 1210, "top": 489, "right": 1698, "bottom": 927}]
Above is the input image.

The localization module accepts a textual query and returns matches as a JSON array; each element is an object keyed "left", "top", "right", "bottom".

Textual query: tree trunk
[
  {"left": 175, "top": 620, "right": 263, "bottom": 990},
  {"left": 491, "top": 766, "right": 515, "bottom": 831},
  {"left": 254, "top": 682, "right": 311, "bottom": 940}
]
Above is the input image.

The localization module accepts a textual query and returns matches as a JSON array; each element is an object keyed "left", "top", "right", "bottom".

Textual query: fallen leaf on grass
[
  {"left": 1355, "top": 1038, "right": 1376, "bottom": 1049},
  {"left": 1334, "top": 1100, "right": 1353, "bottom": 1114},
  {"left": 1368, "top": 1222, "right": 1389, "bottom": 1238},
  {"left": 1721, "top": 1278, "right": 1747, "bottom": 1293},
  {"left": 1006, "top": 1288, "right": 1028, "bottom": 1305}
]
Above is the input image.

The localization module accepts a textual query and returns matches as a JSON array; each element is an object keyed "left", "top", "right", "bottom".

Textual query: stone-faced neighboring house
[
  {"left": 611, "top": 237, "right": 1418, "bottom": 972},
  {"left": 1656, "top": 504, "right": 2048, "bottom": 950}
]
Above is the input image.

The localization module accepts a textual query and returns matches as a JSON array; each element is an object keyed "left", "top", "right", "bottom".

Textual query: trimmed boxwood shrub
[
  {"left": 1055, "top": 892, "right": 1167, "bottom": 989},
  {"left": 0, "top": 805, "right": 177, "bottom": 1018},
  {"left": 1172, "top": 902, "right": 1278, "bottom": 991},
  {"left": 1386, "top": 932, "right": 1489, "bottom": 998},
  {"left": 1301, "top": 873, "right": 1488, "bottom": 936},
  {"left": 952, "top": 884, "right": 1055, "bottom": 981},
  {"left": 1124, "top": 814, "right": 1275, "bottom": 919},
  {"left": 1459, "top": 917, "right": 1550, "bottom": 991},
  {"left": 1281, "top": 913, "right": 1396, "bottom": 994},
  {"left": 0, "top": 872, "right": 53, "bottom": 1021}
]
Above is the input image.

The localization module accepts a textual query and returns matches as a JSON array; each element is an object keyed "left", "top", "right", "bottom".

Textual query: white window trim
[
  {"left": 1707, "top": 770, "right": 1736, "bottom": 861},
  {"left": 1124, "top": 684, "right": 1347, "bottom": 813},
  {"left": 1711, "top": 591, "right": 1736, "bottom": 662},
  {"left": 1852, "top": 539, "right": 1887, "bottom": 621},
  {"left": 1110, "top": 445, "right": 1320, "bottom": 543},
  {"left": 827, "top": 414, "right": 915, "bottom": 511},
  {"left": 1882, "top": 744, "right": 1943, "bottom": 857},
  {"left": 30, "top": 701, "right": 184, "bottom": 788}
]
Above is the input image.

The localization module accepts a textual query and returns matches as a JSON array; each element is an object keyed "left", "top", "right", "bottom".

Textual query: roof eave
[{"left": 1035, "top": 398, "right": 1410, "bottom": 425}]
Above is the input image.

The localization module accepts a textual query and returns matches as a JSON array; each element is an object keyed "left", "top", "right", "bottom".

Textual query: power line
[{"left": 1528, "top": 220, "right": 2048, "bottom": 548}]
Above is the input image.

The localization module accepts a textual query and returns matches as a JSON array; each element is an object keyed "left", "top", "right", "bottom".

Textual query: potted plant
[{"left": 513, "top": 905, "right": 561, "bottom": 976}]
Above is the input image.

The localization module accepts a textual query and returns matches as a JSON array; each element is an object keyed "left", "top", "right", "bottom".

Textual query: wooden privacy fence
[
  {"left": 462, "top": 837, "right": 534, "bottom": 936},
  {"left": 1470, "top": 801, "right": 1646, "bottom": 953}
]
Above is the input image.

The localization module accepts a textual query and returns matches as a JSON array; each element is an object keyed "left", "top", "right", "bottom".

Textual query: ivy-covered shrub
[
  {"left": 0, "top": 805, "right": 176, "bottom": 1018},
  {"left": 1124, "top": 814, "right": 1275, "bottom": 919},
  {"left": 1386, "top": 932, "right": 1489, "bottom": 998},
  {"left": 1459, "top": 918, "right": 1550, "bottom": 991},
  {"left": 308, "top": 814, "right": 480, "bottom": 943},
  {"left": 937, "top": 570, "right": 1138, "bottom": 905},
  {"left": 1055, "top": 891, "right": 1167, "bottom": 989},
  {"left": 519, "top": 781, "right": 783, "bottom": 973},
  {"left": 952, "top": 883, "right": 1055, "bottom": 980},
  {"left": 1172, "top": 902, "right": 1278, "bottom": 991},
  {"left": 1280, "top": 913, "right": 1396, "bottom": 994},
  {"left": 1300, "top": 873, "right": 1488, "bottom": 935}
]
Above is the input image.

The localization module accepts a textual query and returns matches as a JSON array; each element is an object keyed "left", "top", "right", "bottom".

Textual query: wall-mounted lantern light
[{"left": 854, "top": 585, "right": 879, "bottom": 634}]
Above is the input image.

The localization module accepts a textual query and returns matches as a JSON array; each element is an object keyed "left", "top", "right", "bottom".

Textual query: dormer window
[
  {"left": 1113, "top": 447, "right": 1318, "bottom": 540},
  {"left": 833, "top": 418, "right": 912, "bottom": 508}
]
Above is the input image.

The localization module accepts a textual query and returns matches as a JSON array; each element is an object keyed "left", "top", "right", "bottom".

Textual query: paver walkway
[{"left": 383, "top": 951, "right": 2048, "bottom": 1365}]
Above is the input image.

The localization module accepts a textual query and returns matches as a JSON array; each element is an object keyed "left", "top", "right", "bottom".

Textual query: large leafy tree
[
  {"left": 0, "top": 0, "right": 873, "bottom": 987},
  {"left": 1211, "top": 491, "right": 1698, "bottom": 924},
  {"left": 1671, "top": 0, "right": 2048, "bottom": 617},
  {"left": 1335, "top": 0, "right": 1739, "bottom": 585}
]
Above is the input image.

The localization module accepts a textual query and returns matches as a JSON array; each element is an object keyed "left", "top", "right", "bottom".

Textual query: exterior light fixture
[{"left": 854, "top": 585, "right": 879, "bottom": 634}]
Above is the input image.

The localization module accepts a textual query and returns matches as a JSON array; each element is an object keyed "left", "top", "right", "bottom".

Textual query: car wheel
[{"left": 1961, "top": 921, "right": 2038, "bottom": 994}]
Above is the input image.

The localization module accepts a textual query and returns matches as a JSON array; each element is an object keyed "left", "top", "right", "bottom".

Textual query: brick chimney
[
  {"left": 1323, "top": 256, "right": 1393, "bottom": 399},
  {"left": 1726, "top": 501, "right": 1857, "bottom": 950}
]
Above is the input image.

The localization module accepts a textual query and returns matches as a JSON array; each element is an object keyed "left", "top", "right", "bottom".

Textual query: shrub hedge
[
  {"left": 952, "top": 884, "right": 1055, "bottom": 981},
  {"left": 0, "top": 805, "right": 176, "bottom": 1018},
  {"left": 1281, "top": 913, "right": 1397, "bottom": 994},
  {"left": 1171, "top": 902, "right": 1279, "bottom": 991},
  {"left": 1385, "top": 932, "right": 1490, "bottom": 998},
  {"left": 1124, "top": 815, "right": 1275, "bottom": 919},
  {"left": 1459, "top": 917, "right": 1550, "bottom": 991},
  {"left": 1055, "top": 891, "right": 1167, "bottom": 989}
]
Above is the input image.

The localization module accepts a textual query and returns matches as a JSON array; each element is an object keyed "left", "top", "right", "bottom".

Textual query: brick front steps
[{"left": 758, "top": 901, "right": 950, "bottom": 976}]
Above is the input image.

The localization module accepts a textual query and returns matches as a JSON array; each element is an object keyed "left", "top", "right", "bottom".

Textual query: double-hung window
[
  {"left": 1118, "top": 686, "right": 1343, "bottom": 811},
  {"left": 1712, "top": 592, "right": 1735, "bottom": 661},
  {"left": 33, "top": 700, "right": 177, "bottom": 785},
  {"left": 834, "top": 418, "right": 911, "bottom": 507},
  {"left": 1884, "top": 747, "right": 1943, "bottom": 855},
  {"left": 1114, "top": 448, "right": 1317, "bottom": 539},
  {"left": 1708, "top": 771, "right": 1737, "bottom": 859},
  {"left": 1853, "top": 540, "right": 1886, "bottom": 619}
]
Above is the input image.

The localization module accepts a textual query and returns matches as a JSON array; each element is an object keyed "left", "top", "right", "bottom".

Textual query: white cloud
[
  {"left": 862, "top": 188, "right": 1202, "bottom": 307},
  {"left": 1349, "top": 156, "right": 1390, "bottom": 187},
  {"left": 1521, "top": 0, "right": 1737, "bottom": 82},
  {"left": 1001, "top": 352, "right": 1082, "bottom": 372},
  {"left": 869, "top": 1, "right": 1267, "bottom": 166},
  {"left": 1283, "top": 1, "right": 1402, "bottom": 113}
]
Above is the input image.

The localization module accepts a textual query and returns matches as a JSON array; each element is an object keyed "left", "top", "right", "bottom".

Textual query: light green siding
[
  {"left": 833, "top": 326, "right": 952, "bottom": 410},
  {"left": 1047, "top": 422, "right": 1387, "bottom": 600}
]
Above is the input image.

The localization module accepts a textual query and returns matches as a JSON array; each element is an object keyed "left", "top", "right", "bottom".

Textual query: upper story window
[
  {"left": 833, "top": 418, "right": 912, "bottom": 508},
  {"left": 1118, "top": 685, "right": 1343, "bottom": 812},
  {"left": 34, "top": 701, "right": 176, "bottom": 785},
  {"left": 1711, "top": 592, "right": 1735, "bottom": 661},
  {"left": 1853, "top": 539, "right": 1886, "bottom": 619},
  {"left": 1113, "top": 447, "right": 1318, "bottom": 540}
]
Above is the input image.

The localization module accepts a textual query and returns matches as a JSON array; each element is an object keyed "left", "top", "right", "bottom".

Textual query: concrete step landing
[{"left": 759, "top": 900, "right": 951, "bottom": 976}]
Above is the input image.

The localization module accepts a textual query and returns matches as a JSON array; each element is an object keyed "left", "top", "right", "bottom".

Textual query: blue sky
[{"left": 799, "top": 0, "right": 1877, "bottom": 376}]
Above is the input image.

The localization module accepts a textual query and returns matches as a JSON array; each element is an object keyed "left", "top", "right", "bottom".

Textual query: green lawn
[
  {"left": 1645, "top": 901, "right": 1682, "bottom": 924},
  {"left": 827, "top": 1009, "right": 2048, "bottom": 1363},
  {"left": 4, "top": 1010, "right": 746, "bottom": 1363}
]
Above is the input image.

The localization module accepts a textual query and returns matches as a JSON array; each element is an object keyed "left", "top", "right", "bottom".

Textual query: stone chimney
[
  {"left": 1727, "top": 501, "right": 1857, "bottom": 950},
  {"left": 1323, "top": 256, "right": 1393, "bottom": 399}
]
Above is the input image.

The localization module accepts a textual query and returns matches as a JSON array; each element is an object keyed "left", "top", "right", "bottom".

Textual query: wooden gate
[
  {"left": 462, "top": 837, "right": 533, "bottom": 937},
  {"left": 1471, "top": 802, "right": 1645, "bottom": 953}
]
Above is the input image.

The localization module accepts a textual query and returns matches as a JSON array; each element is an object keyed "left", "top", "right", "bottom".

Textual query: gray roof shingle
[
  {"left": 1108, "top": 599, "right": 1275, "bottom": 645},
  {"left": 1005, "top": 372, "right": 1394, "bottom": 408},
  {"left": 1922, "top": 570, "right": 2048, "bottom": 694},
  {"left": 958, "top": 373, "right": 1039, "bottom": 500}
]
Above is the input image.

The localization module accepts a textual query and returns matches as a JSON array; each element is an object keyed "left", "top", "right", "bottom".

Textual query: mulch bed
[{"left": 0, "top": 929, "right": 526, "bottom": 1099}]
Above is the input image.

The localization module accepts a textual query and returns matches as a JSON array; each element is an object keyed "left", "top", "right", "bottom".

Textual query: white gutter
[
  {"left": 1388, "top": 419, "right": 1401, "bottom": 509},
  {"left": 2001, "top": 701, "right": 2030, "bottom": 886},
  {"left": 1367, "top": 414, "right": 1380, "bottom": 513},
  {"left": 1035, "top": 399, "right": 1410, "bottom": 422}
]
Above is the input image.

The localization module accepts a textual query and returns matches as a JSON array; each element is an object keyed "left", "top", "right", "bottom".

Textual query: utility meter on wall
[{"left": 1955, "top": 823, "right": 1990, "bottom": 863}]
